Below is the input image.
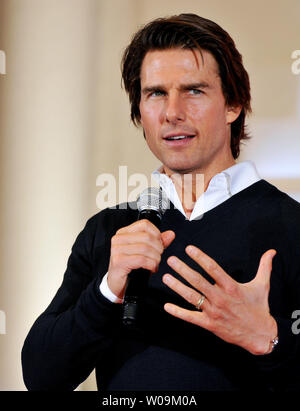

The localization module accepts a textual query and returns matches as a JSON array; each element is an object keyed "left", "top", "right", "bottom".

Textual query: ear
[{"left": 226, "top": 105, "right": 242, "bottom": 124}]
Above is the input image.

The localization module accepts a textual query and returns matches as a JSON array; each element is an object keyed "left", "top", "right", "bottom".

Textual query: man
[{"left": 22, "top": 13, "right": 300, "bottom": 391}]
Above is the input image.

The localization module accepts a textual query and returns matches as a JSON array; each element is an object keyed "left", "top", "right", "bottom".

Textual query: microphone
[{"left": 122, "top": 187, "right": 169, "bottom": 327}]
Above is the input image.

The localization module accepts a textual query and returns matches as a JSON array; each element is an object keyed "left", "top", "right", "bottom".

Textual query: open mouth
[{"left": 164, "top": 135, "right": 195, "bottom": 141}]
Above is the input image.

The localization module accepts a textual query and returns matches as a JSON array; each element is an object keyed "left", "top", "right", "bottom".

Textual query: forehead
[{"left": 140, "top": 48, "right": 220, "bottom": 85}]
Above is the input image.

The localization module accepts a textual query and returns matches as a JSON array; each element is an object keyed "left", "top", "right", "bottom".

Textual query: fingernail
[
  {"left": 267, "top": 249, "right": 276, "bottom": 258},
  {"left": 186, "top": 245, "right": 196, "bottom": 254},
  {"left": 167, "top": 256, "right": 177, "bottom": 265}
]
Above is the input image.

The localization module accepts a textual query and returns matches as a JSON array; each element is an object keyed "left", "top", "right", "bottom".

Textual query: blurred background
[{"left": 0, "top": 0, "right": 299, "bottom": 391}]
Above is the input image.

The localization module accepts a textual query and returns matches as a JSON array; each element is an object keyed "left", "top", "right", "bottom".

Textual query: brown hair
[{"left": 121, "top": 13, "right": 252, "bottom": 159}]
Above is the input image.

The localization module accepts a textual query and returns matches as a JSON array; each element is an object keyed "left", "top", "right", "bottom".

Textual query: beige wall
[{"left": 0, "top": 0, "right": 299, "bottom": 391}]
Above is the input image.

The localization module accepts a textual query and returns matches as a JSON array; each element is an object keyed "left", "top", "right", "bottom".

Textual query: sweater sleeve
[{"left": 21, "top": 212, "right": 123, "bottom": 391}]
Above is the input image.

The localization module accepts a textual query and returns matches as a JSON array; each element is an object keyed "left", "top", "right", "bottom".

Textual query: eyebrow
[
  {"left": 181, "top": 82, "right": 211, "bottom": 90},
  {"left": 141, "top": 82, "right": 211, "bottom": 94}
]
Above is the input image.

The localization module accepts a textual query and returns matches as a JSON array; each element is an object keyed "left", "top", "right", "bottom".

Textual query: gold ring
[{"left": 195, "top": 294, "right": 205, "bottom": 310}]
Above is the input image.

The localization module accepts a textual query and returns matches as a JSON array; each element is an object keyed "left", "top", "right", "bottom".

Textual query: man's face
[{"left": 139, "top": 48, "right": 240, "bottom": 176}]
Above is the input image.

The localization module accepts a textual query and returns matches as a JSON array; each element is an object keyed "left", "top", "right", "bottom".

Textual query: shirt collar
[{"left": 152, "top": 161, "right": 261, "bottom": 221}]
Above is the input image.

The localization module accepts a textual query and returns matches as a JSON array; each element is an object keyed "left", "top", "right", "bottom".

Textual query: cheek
[
  {"left": 188, "top": 101, "right": 226, "bottom": 129},
  {"left": 187, "top": 103, "right": 209, "bottom": 129},
  {"left": 140, "top": 104, "right": 152, "bottom": 124},
  {"left": 140, "top": 104, "right": 162, "bottom": 133}
]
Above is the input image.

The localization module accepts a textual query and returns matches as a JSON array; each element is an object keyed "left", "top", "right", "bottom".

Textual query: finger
[
  {"left": 162, "top": 273, "right": 210, "bottom": 310},
  {"left": 161, "top": 230, "right": 175, "bottom": 248},
  {"left": 116, "top": 253, "right": 159, "bottom": 273},
  {"left": 166, "top": 255, "right": 215, "bottom": 300},
  {"left": 185, "top": 245, "right": 235, "bottom": 290},
  {"left": 254, "top": 249, "right": 277, "bottom": 286},
  {"left": 164, "top": 302, "right": 210, "bottom": 329},
  {"left": 116, "top": 219, "right": 161, "bottom": 238},
  {"left": 112, "top": 243, "right": 162, "bottom": 262},
  {"left": 112, "top": 232, "right": 164, "bottom": 254}
]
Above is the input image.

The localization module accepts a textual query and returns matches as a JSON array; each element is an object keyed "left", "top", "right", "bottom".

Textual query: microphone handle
[{"left": 122, "top": 209, "right": 162, "bottom": 327}]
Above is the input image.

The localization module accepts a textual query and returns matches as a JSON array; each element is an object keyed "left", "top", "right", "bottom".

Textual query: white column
[{"left": 0, "top": 0, "right": 97, "bottom": 389}]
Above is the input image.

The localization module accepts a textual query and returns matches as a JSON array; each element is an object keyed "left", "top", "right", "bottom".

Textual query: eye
[
  {"left": 150, "top": 90, "right": 165, "bottom": 97},
  {"left": 188, "top": 89, "right": 203, "bottom": 95}
]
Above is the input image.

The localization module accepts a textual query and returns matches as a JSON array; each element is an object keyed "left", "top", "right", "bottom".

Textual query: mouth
[
  {"left": 162, "top": 134, "right": 196, "bottom": 146},
  {"left": 163, "top": 134, "right": 196, "bottom": 141}
]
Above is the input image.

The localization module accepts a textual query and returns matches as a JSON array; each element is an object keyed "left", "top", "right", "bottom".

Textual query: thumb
[
  {"left": 161, "top": 230, "right": 175, "bottom": 249},
  {"left": 255, "top": 249, "right": 277, "bottom": 286}
]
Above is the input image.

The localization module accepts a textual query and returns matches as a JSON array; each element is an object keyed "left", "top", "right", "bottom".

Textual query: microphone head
[{"left": 137, "top": 187, "right": 169, "bottom": 215}]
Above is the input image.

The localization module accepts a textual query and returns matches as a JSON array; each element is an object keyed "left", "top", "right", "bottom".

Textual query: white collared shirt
[
  {"left": 100, "top": 161, "right": 261, "bottom": 302},
  {"left": 152, "top": 160, "right": 261, "bottom": 220}
]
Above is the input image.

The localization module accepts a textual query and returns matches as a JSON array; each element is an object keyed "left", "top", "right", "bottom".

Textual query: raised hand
[{"left": 162, "top": 245, "right": 278, "bottom": 355}]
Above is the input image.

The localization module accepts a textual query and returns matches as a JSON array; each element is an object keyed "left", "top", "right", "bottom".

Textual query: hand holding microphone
[{"left": 106, "top": 188, "right": 175, "bottom": 325}]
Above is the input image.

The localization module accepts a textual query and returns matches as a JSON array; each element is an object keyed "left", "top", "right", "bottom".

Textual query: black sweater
[{"left": 21, "top": 180, "right": 300, "bottom": 391}]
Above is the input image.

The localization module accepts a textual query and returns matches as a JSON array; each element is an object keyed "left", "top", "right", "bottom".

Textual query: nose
[{"left": 164, "top": 92, "right": 185, "bottom": 124}]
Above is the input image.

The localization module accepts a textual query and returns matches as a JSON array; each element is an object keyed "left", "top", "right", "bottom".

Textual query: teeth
[{"left": 167, "top": 135, "right": 187, "bottom": 140}]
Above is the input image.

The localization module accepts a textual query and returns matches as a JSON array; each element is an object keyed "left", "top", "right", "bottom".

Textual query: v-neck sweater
[{"left": 22, "top": 180, "right": 300, "bottom": 391}]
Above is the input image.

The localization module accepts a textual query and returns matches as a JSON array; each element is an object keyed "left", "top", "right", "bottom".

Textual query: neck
[{"left": 163, "top": 157, "right": 235, "bottom": 216}]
